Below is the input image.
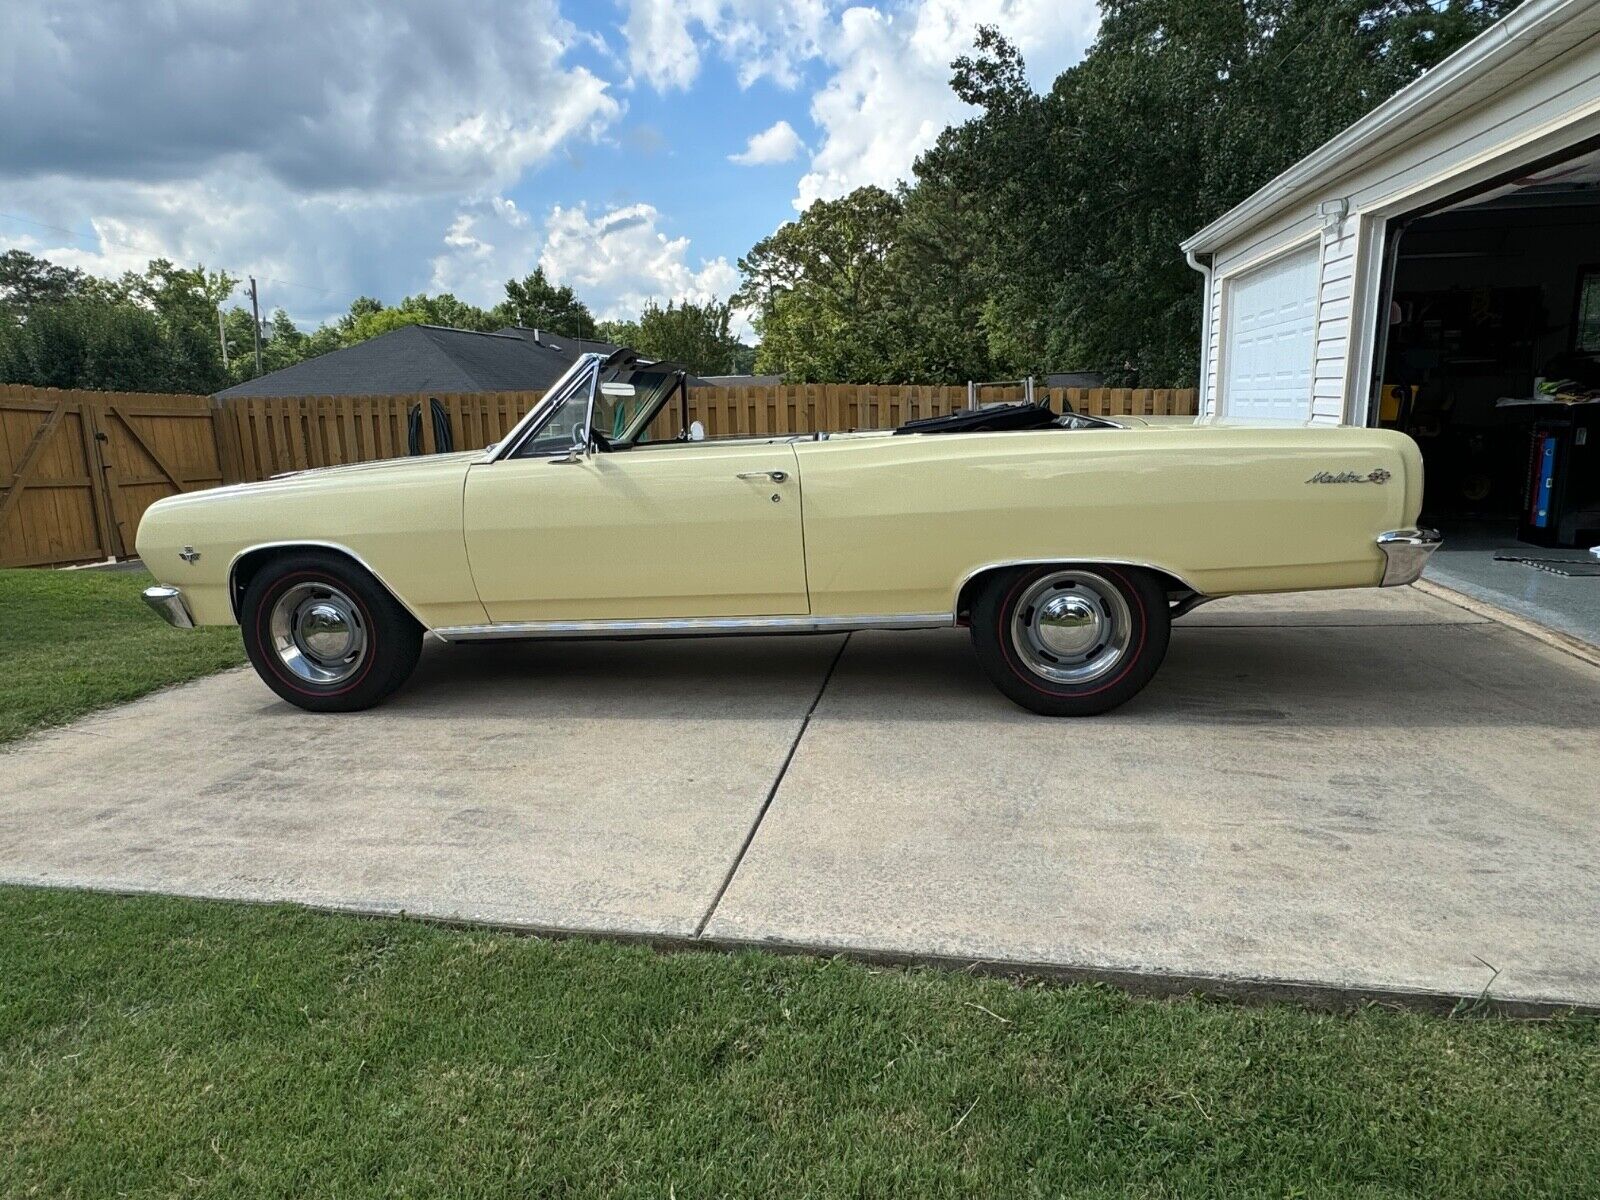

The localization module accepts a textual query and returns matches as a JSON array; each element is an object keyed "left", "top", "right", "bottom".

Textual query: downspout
[{"left": 1184, "top": 248, "right": 1214, "bottom": 419}]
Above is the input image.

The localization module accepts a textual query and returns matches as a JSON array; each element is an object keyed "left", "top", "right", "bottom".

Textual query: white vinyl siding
[
  {"left": 1219, "top": 245, "right": 1318, "bottom": 422},
  {"left": 1312, "top": 225, "right": 1359, "bottom": 425}
]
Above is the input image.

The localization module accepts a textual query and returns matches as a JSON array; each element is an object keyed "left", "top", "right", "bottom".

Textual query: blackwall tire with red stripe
[
  {"left": 240, "top": 550, "right": 423, "bottom": 713},
  {"left": 969, "top": 564, "right": 1170, "bottom": 717}
]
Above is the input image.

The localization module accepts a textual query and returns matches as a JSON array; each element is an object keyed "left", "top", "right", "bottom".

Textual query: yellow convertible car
[{"left": 138, "top": 351, "right": 1439, "bottom": 716}]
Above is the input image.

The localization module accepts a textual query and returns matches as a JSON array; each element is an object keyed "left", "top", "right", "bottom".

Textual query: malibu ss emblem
[
  {"left": 1306, "top": 469, "right": 1391, "bottom": 485},
  {"left": 178, "top": 546, "right": 202, "bottom": 563}
]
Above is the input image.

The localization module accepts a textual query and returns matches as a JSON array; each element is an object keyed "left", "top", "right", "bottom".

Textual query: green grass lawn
[
  {"left": 1, "top": 888, "right": 1596, "bottom": 1198},
  {"left": 0, "top": 566, "right": 244, "bottom": 745}
]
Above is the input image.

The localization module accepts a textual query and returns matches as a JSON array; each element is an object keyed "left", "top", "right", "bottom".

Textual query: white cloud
[
  {"left": 621, "top": 0, "right": 829, "bottom": 91},
  {"left": 729, "top": 120, "right": 805, "bottom": 166},
  {"left": 795, "top": 0, "right": 1099, "bottom": 209},
  {"left": 1, "top": 172, "right": 495, "bottom": 327},
  {"left": 428, "top": 196, "right": 544, "bottom": 309},
  {"left": 0, "top": 0, "right": 636, "bottom": 328},
  {"left": 538, "top": 203, "right": 742, "bottom": 324},
  {"left": 1, "top": 0, "right": 621, "bottom": 195}
]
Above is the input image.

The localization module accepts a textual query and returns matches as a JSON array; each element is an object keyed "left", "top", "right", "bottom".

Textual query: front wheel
[
  {"left": 240, "top": 551, "right": 423, "bottom": 713},
  {"left": 969, "top": 564, "right": 1171, "bottom": 716}
]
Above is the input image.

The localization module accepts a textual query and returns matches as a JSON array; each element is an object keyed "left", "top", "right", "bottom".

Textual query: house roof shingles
[{"left": 213, "top": 324, "right": 619, "bottom": 400}]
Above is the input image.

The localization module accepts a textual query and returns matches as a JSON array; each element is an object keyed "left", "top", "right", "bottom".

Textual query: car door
[{"left": 463, "top": 441, "right": 808, "bottom": 623}]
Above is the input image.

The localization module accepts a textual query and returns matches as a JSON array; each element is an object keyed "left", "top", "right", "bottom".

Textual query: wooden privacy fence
[
  {"left": 2, "top": 381, "right": 1196, "bottom": 568},
  {"left": 219, "top": 384, "right": 1199, "bottom": 481},
  {"left": 0, "top": 385, "right": 224, "bottom": 568}
]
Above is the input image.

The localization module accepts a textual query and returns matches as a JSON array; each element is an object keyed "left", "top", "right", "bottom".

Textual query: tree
[
  {"left": 0, "top": 250, "right": 91, "bottom": 311},
  {"left": 0, "top": 255, "right": 236, "bottom": 392},
  {"left": 903, "top": 3, "right": 1520, "bottom": 385},
  {"left": 0, "top": 299, "right": 212, "bottom": 392},
  {"left": 735, "top": 186, "right": 914, "bottom": 382},
  {"left": 730, "top": 3, "right": 1519, "bottom": 386},
  {"left": 598, "top": 299, "right": 744, "bottom": 375},
  {"left": 116, "top": 258, "right": 236, "bottom": 389},
  {"left": 337, "top": 292, "right": 498, "bottom": 344},
  {"left": 499, "top": 268, "right": 597, "bottom": 338}
]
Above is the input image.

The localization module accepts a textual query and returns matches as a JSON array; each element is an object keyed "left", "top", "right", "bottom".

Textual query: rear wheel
[
  {"left": 240, "top": 551, "right": 422, "bottom": 712},
  {"left": 970, "top": 564, "right": 1170, "bottom": 716}
]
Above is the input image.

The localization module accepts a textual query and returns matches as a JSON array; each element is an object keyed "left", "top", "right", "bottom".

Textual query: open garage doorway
[{"left": 1372, "top": 142, "right": 1600, "bottom": 641}]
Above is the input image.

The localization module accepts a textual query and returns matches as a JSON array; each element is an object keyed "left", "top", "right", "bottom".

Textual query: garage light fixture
[{"left": 1319, "top": 197, "right": 1350, "bottom": 231}]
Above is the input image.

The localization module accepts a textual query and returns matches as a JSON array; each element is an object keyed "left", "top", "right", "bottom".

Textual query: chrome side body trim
[
  {"left": 226, "top": 540, "right": 432, "bottom": 627},
  {"left": 1376, "top": 528, "right": 1442, "bottom": 586},
  {"left": 951, "top": 558, "right": 1205, "bottom": 610},
  {"left": 142, "top": 585, "right": 195, "bottom": 629},
  {"left": 432, "top": 612, "right": 953, "bottom": 642}
]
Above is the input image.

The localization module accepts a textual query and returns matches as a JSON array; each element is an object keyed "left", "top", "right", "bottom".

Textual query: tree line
[
  {"left": 1, "top": 0, "right": 1514, "bottom": 395},
  {"left": 0, "top": 254, "right": 753, "bottom": 392}
]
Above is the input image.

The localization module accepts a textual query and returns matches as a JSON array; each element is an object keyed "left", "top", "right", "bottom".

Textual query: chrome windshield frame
[{"left": 486, "top": 352, "right": 604, "bottom": 463}]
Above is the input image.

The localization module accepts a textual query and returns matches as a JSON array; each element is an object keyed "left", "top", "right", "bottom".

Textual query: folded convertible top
[{"left": 894, "top": 402, "right": 1061, "bottom": 435}]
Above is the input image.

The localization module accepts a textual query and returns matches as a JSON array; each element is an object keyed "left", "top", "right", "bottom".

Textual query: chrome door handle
[{"left": 736, "top": 470, "right": 787, "bottom": 482}]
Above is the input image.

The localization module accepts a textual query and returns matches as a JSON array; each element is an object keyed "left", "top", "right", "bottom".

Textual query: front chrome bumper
[
  {"left": 1376, "top": 528, "right": 1442, "bottom": 587},
  {"left": 142, "top": 585, "right": 195, "bottom": 629}
]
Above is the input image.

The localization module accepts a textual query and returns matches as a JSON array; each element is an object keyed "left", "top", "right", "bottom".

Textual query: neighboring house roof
[
  {"left": 494, "top": 327, "right": 623, "bottom": 358},
  {"left": 698, "top": 374, "right": 784, "bottom": 388},
  {"left": 214, "top": 324, "right": 609, "bottom": 400},
  {"left": 1182, "top": 0, "right": 1592, "bottom": 254},
  {"left": 1045, "top": 371, "right": 1107, "bottom": 390}
]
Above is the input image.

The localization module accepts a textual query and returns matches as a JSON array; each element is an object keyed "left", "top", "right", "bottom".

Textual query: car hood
[
  {"left": 267, "top": 449, "right": 485, "bottom": 482},
  {"left": 149, "top": 449, "right": 483, "bottom": 511}
]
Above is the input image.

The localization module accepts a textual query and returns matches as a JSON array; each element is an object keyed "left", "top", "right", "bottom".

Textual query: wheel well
[
  {"left": 954, "top": 562, "right": 1196, "bottom": 623},
  {"left": 229, "top": 544, "right": 404, "bottom": 622}
]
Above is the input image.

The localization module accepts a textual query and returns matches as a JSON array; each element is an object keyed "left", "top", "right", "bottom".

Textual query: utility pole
[
  {"left": 217, "top": 307, "right": 229, "bottom": 369},
  {"left": 247, "top": 276, "right": 263, "bottom": 376}
]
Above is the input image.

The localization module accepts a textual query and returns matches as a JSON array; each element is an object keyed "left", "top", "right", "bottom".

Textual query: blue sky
[{"left": 0, "top": 1, "right": 1100, "bottom": 338}]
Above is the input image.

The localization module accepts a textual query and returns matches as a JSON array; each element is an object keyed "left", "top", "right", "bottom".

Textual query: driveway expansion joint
[{"left": 692, "top": 632, "right": 851, "bottom": 938}]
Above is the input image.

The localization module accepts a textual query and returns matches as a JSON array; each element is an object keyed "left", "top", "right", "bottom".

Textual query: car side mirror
[
  {"left": 688, "top": 420, "right": 706, "bottom": 442},
  {"left": 551, "top": 430, "right": 589, "bottom": 464}
]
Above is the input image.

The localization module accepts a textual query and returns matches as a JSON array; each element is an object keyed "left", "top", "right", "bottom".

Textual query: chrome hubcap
[
  {"left": 1010, "top": 570, "right": 1132, "bottom": 685},
  {"left": 268, "top": 582, "right": 367, "bottom": 686}
]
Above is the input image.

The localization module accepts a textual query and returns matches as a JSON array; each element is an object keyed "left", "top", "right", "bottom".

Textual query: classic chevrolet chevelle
[{"left": 137, "top": 351, "right": 1440, "bottom": 716}]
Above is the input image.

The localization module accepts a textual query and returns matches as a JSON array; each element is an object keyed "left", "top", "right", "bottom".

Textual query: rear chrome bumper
[
  {"left": 1376, "top": 528, "right": 1442, "bottom": 587},
  {"left": 142, "top": 585, "right": 195, "bottom": 629}
]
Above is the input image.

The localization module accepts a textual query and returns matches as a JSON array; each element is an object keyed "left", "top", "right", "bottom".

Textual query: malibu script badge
[{"left": 1306, "top": 468, "right": 1391, "bottom": 485}]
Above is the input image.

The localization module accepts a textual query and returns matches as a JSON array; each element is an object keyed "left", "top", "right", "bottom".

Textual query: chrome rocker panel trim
[
  {"left": 142, "top": 585, "right": 195, "bottom": 629},
  {"left": 1375, "top": 528, "right": 1442, "bottom": 587},
  {"left": 432, "top": 612, "right": 953, "bottom": 642}
]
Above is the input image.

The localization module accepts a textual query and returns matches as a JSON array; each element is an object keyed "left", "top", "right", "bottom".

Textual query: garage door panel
[{"left": 1222, "top": 245, "right": 1319, "bottom": 423}]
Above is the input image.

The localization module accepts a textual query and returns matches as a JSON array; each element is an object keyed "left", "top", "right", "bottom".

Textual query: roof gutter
[
  {"left": 1184, "top": 248, "right": 1213, "bottom": 415},
  {"left": 1181, "top": 0, "right": 1586, "bottom": 254}
]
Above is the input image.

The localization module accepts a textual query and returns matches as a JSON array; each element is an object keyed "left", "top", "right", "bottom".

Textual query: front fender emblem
[
  {"left": 179, "top": 546, "right": 201, "bottom": 563},
  {"left": 1306, "top": 469, "right": 1391, "bottom": 485}
]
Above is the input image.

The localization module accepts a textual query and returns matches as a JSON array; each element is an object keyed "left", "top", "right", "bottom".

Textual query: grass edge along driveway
[
  {"left": 0, "top": 566, "right": 244, "bottom": 746},
  {"left": 2, "top": 887, "right": 1596, "bottom": 1198}
]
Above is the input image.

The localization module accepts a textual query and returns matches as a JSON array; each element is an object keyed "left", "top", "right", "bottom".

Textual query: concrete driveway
[{"left": 3, "top": 585, "right": 1597, "bottom": 1010}]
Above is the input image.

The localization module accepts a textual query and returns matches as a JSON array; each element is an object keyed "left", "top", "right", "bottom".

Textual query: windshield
[
  {"left": 606, "top": 370, "right": 681, "bottom": 443},
  {"left": 512, "top": 357, "right": 599, "bottom": 458},
  {"left": 496, "top": 351, "right": 689, "bottom": 460}
]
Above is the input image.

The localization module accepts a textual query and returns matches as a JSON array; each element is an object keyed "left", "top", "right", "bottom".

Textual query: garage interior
[{"left": 1376, "top": 142, "right": 1600, "bottom": 641}]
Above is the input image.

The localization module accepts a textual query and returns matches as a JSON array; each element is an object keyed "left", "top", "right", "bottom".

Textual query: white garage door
[{"left": 1221, "top": 245, "right": 1318, "bottom": 422}]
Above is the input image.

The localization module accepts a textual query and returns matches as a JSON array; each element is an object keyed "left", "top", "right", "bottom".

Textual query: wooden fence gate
[{"left": 0, "top": 387, "right": 223, "bottom": 568}]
